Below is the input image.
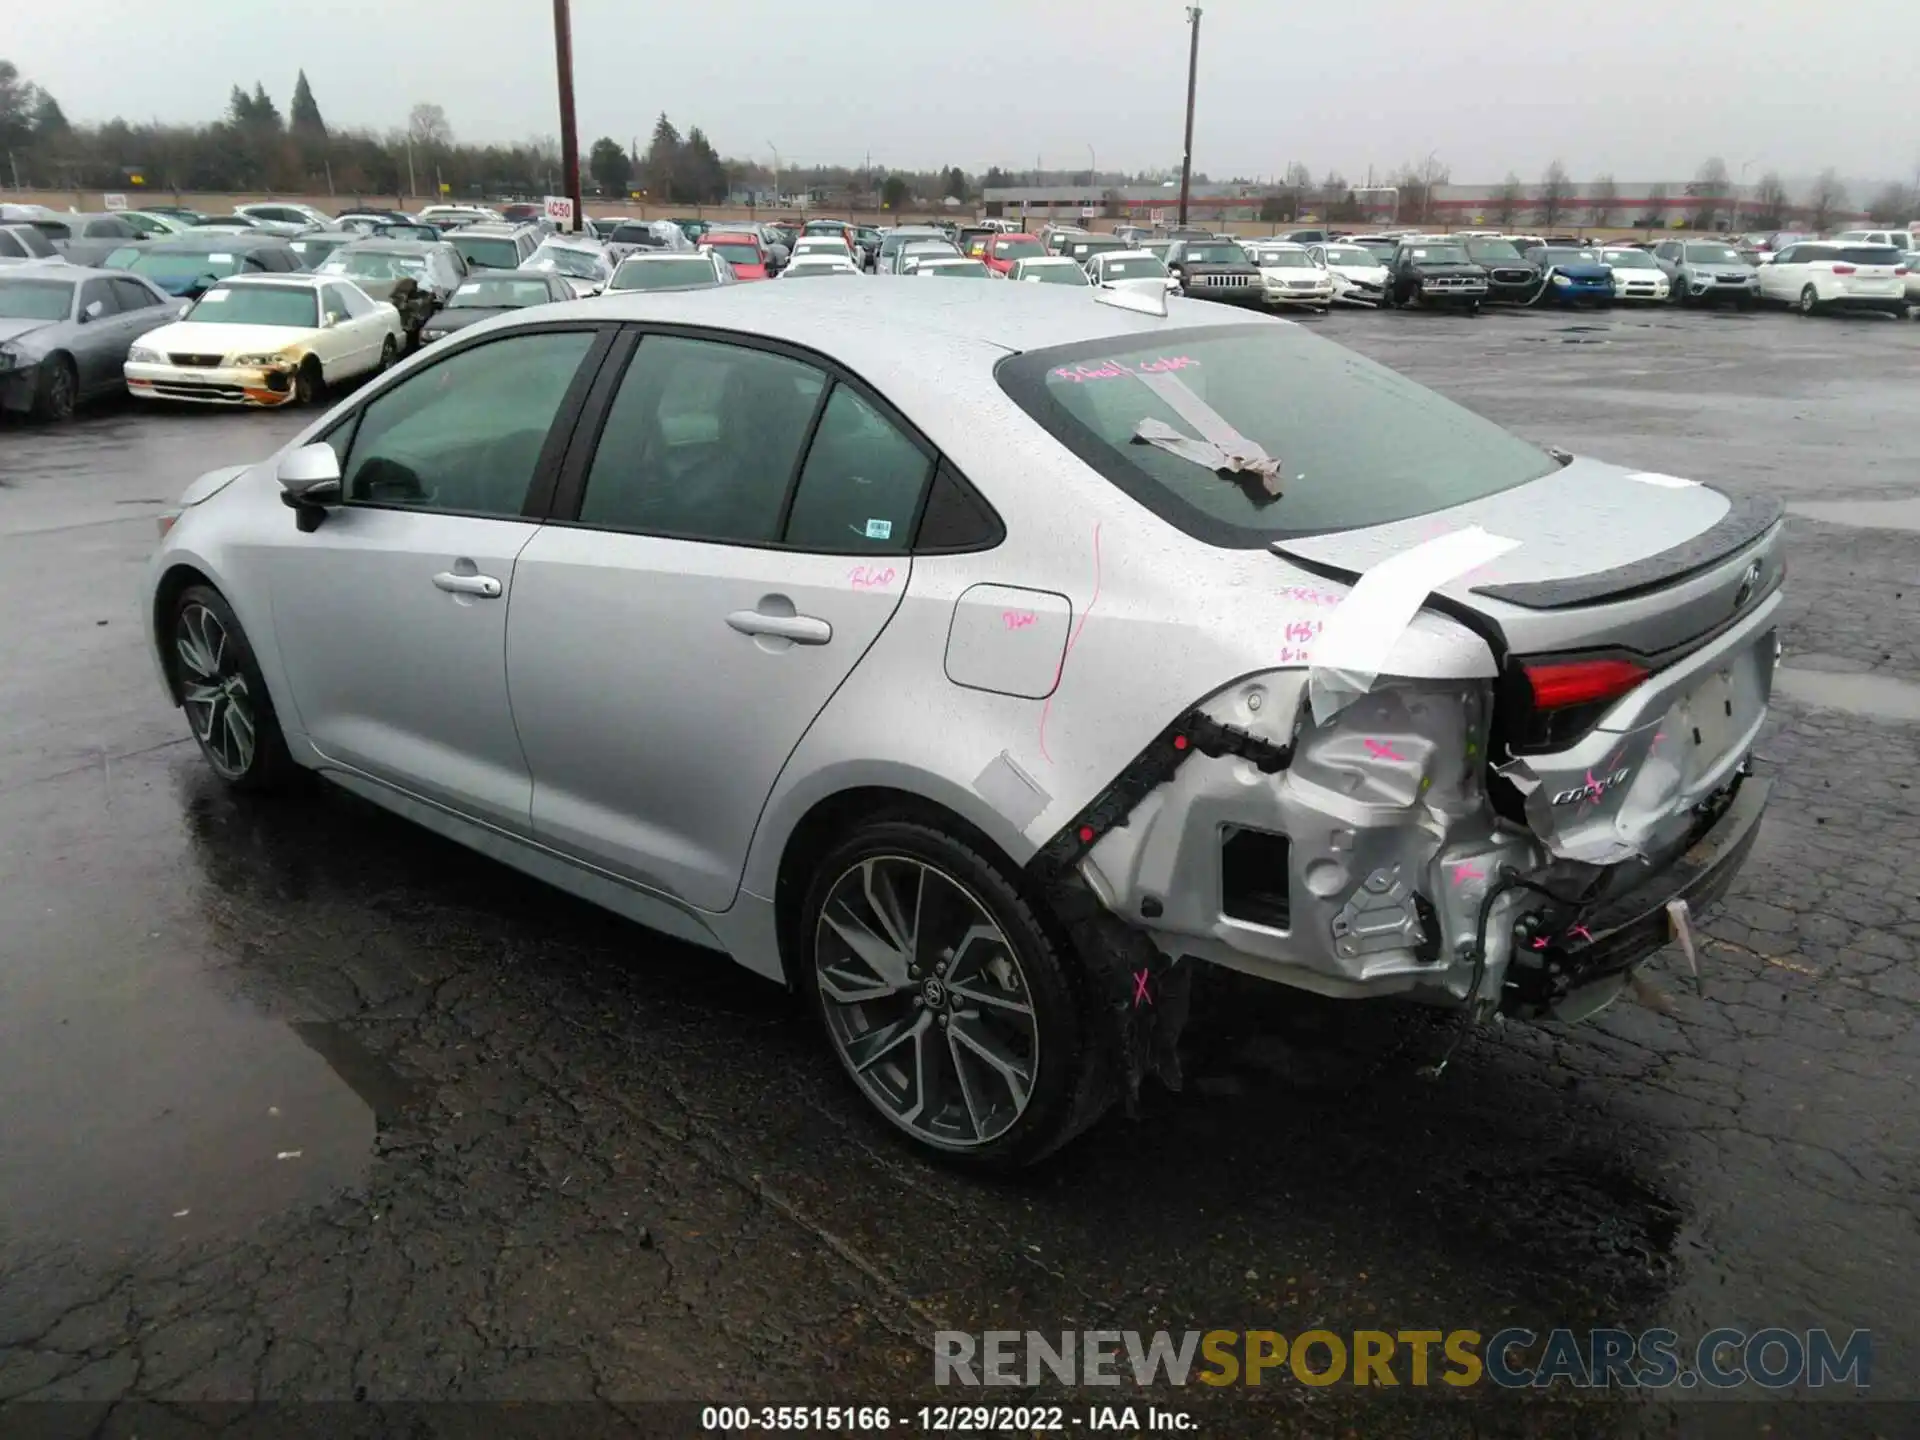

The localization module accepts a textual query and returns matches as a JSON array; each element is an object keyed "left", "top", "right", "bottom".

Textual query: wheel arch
[
  {"left": 152, "top": 561, "right": 220, "bottom": 703},
  {"left": 769, "top": 782, "right": 1039, "bottom": 991}
]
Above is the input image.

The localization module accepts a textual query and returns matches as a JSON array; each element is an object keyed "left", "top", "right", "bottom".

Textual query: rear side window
[
  {"left": 783, "top": 387, "right": 933, "bottom": 552},
  {"left": 997, "top": 324, "right": 1557, "bottom": 547}
]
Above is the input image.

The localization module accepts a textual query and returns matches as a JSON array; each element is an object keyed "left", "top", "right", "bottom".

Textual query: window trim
[
  {"left": 541, "top": 321, "right": 990, "bottom": 558},
  {"left": 328, "top": 322, "right": 618, "bottom": 523}
]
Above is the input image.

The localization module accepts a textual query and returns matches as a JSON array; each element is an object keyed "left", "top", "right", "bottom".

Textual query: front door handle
[
  {"left": 726, "top": 610, "right": 831, "bottom": 644},
  {"left": 433, "top": 571, "right": 502, "bottom": 598}
]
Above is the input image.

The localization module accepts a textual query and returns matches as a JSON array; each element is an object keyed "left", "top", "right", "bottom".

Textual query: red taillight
[
  {"left": 1524, "top": 658, "right": 1648, "bottom": 709},
  {"left": 1832, "top": 263, "right": 1857, "bottom": 275},
  {"left": 1897, "top": 267, "right": 1909, "bottom": 276}
]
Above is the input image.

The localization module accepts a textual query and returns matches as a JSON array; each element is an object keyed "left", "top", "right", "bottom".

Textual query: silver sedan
[
  {"left": 145, "top": 283, "right": 1781, "bottom": 1164},
  {"left": 0, "top": 262, "right": 180, "bottom": 420}
]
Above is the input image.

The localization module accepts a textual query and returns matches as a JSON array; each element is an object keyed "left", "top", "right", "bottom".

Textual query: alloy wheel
[
  {"left": 43, "top": 361, "right": 75, "bottom": 421},
  {"left": 815, "top": 855, "right": 1039, "bottom": 1148},
  {"left": 175, "top": 602, "right": 256, "bottom": 779}
]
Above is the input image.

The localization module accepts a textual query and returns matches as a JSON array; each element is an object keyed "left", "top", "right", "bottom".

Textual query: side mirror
[
  {"left": 322, "top": 311, "right": 343, "bottom": 328},
  {"left": 277, "top": 443, "right": 343, "bottom": 532},
  {"left": 82, "top": 299, "right": 106, "bottom": 322}
]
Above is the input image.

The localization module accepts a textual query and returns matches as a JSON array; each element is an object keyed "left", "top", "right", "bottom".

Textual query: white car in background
[
  {"left": 1756, "top": 240, "right": 1910, "bottom": 316},
  {"left": 527, "top": 237, "right": 613, "bottom": 297},
  {"left": 1085, "top": 250, "right": 1179, "bottom": 298},
  {"left": 1249, "top": 243, "right": 1334, "bottom": 311},
  {"left": 1307, "top": 242, "right": 1390, "bottom": 306},
  {"left": 1007, "top": 256, "right": 1091, "bottom": 286},
  {"left": 1834, "top": 227, "right": 1914, "bottom": 252},
  {"left": 236, "top": 202, "right": 335, "bottom": 233},
  {"left": 792, "top": 235, "right": 858, "bottom": 264},
  {"left": 781, "top": 253, "right": 862, "bottom": 278},
  {"left": 416, "top": 205, "right": 504, "bottom": 231},
  {"left": 1599, "top": 247, "right": 1671, "bottom": 303},
  {"left": 124, "top": 273, "right": 403, "bottom": 407}
]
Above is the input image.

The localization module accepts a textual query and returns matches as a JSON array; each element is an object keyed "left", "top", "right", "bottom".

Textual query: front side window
[
  {"left": 998, "top": 324, "right": 1558, "bottom": 547},
  {"left": 111, "top": 278, "right": 161, "bottom": 310},
  {"left": 577, "top": 336, "right": 825, "bottom": 542},
  {"left": 341, "top": 330, "right": 595, "bottom": 516}
]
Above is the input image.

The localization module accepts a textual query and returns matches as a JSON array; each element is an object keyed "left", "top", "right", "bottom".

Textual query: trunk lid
[{"left": 1274, "top": 457, "right": 1784, "bottom": 864}]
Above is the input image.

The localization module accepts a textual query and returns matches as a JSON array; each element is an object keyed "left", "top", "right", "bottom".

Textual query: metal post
[
  {"left": 405, "top": 136, "right": 416, "bottom": 198},
  {"left": 553, "top": 0, "right": 582, "bottom": 230},
  {"left": 1177, "top": 7, "right": 1202, "bottom": 226},
  {"left": 768, "top": 142, "right": 780, "bottom": 210}
]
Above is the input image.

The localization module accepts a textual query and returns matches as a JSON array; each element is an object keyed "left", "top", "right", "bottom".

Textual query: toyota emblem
[{"left": 1734, "top": 559, "right": 1762, "bottom": 611}]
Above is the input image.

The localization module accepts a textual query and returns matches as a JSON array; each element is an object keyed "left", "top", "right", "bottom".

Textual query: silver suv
[
  {"left": 444, "top": 222, "right": 542, "bottom": 272},
  {"left": 1652, "top": 238, "right": 1759, "bottom": 308}
]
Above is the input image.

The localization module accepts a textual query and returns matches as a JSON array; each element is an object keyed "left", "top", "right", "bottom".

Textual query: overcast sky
[{"left": 13, "top": 0, "right": 1920, "bottom": 184}]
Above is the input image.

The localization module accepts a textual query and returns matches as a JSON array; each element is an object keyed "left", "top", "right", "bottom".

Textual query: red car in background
[
  {"left": 702, "top": 231, "right": 771, "bottom": 280},
  {"left": 981, "top": 232, "right": 1048, "bottom": 276}
]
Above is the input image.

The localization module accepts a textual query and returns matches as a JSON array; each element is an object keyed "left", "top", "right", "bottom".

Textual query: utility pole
[
  {"left": 552, "top": 0, "right": 582, "bottom": 230},
  {"left": 405, "top": 135, "right": 416, "bottom": 198},
  {"left": 1177, "top": 7, "right": 1203, "bottom": 226}
]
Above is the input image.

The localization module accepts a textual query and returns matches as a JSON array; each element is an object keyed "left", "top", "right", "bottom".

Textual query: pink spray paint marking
[
  {"left": 1450, "top": 862, "right": 1487, "bottom": 888},
  {"left": 1278, "top": 645, "right": 1312, "bottom": 665},
  {"left": 1567, "top": 924, "right": 1594, "bottom": 944},
  {"left": 1531, "top": 936, "right": 1551, "bottom": 951},
  {"left": 1364, "top": 738, "right": 1407, "bottom": 763},
  {"left": 1050, "top": 356, "right": 1200, "bottom": 384},
  {"left": 1132, "top": 970, "right": 1154, "bottom": 1007},
  {"left": 1275, "top": 585, "right": 1344, "bottom": 607},
  {"left": 1002, "top": 610, "right": 1038, "bottom": 631},
  {"left": 1037, "top": 522, "right": 1103, "bottom": 764},
  {"left": 1284, "top": 618, "right": 1322, "bottom": 644},
  {"left": 848, "top": 565, "right": 896, "bottom": 590}
]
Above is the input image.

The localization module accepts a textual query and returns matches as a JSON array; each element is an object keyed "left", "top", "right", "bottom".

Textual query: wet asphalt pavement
[{"left": 1, "top": 304, "right": 1917, "bottom": 1437}]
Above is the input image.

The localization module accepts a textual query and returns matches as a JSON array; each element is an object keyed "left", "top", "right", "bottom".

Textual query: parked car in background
[
  {"left": 673, "top": 218, "right": 712, "bottom": 245},
  {"left": 107, "top": 235, "right": 305, "bottom": 298},
  {"left": 1756, "top": 241, "right": 1909, "bottom": 316},
  {"left": 236, "top": 202, "right": 334, "bottom": 232},
  {"left": 1834, "top": 227, "right": 1915, "bottom": 252},
  {"left": 1086, "top": 250, "right": 1179, "bottom": 298},
  {"left": 1307, "top": 241, "right": 1390, "bottom": 306},
  {"left": 287, "top": 232, "right": 362, "bottom": 271},
  {"left": 1007, "top": 256, "right": 1091, "bottom": 285},
  {"left": 1042, "top": 226, "right": 1089, "bottom": 255},
  {"left": 702, "top": 232, "right": 773, "bottom": 281},
  {"left": 909, "top": 257, "right": 992, "bottom": 279},
  {"left": 1599, "top": 246, "right": 1671, "bottom": 303},
  {"left": 606, "top": 252, "right": 734, "bottom": 293},
  {"left": 416, "top": 205, "right": 504, "bottom": 230},
  {"left": 1246, "top": 243, "right": 1333, "bottom": 311},
  {"left": 852, "top": 227, "right": 883, "bottom": 269},
  {"left": 792, "top": 236, "right": 859, "bottom": 265},
  {"left": 1524, "top": 246, "right": 1614, "bottom": 307},
  {"left": 892, "top": 241, "right": 962, "bottom": 275},
  {"left": 0, "top": 223, "right": 62, "bottom": 264},
  {"left": 0, "top": 263, "right": 180, "bottom": 420},
  {"left": 981, "top": 234, "right": 1047, "bottom": 276},
  {"left": 375, "top": 222, "right": 442, "bottom": 244},
  {"left": 316, "top": 241, "right": 468, "bottom": 346},
  {"left": 212, "top": 210, "right": 309, "bottom": 238},
  {"left": 527, "top": 236, "right": 614, "bottom": 297},
  {"left": 874, "top": 227, "right": 947, "bottom": 274},
  {"left": 29, "top": 212, "right": 145, "bottom": 267},
  {"left": 606, "top": 220, "right": 695, "bottom": 262},
  {"left": 126, "top": 272, "right": 403, "bottom": 406},
  {"left": 1383, "top": 239, "right": 1488, "bottom": 311},
  {"left": 418, "top": 271, "right": 576, "bottom": 343},
  {"left": 446, "top": 223, "right": 542, "bottom": 272},
  {"left": 781, "top": 253, "right": 862, "bottom": 278},
  {"left": 1058, "top": 235, "right": 1132, "bottom": 268},
  {"left": 1166, "top": 237, "right": 1266, "bottom": 306},
  {"left": 1905, "top": 252, "right": 1920, "bottom": 309},
  {"left": 118, "top": 211, "right": 193, "bottom": 238},
  {"left": 1460, "top": 237, "right": 1541, "bottom": 304},
  {"left": 1652, "top": 239, "right": 1758, "bottom": 307}
]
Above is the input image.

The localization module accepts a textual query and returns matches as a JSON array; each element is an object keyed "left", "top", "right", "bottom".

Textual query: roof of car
[
  {"left": 1094, "top": 249, "right": 1163, "bottom": 262},
  {"left": 209, "top": 272, "right": 330, "bottom": 288},
  {"left": 143, "top": 234, "right": 294, "bottom": 253},
  {"left": 338, "top": 239, "right": 444, "bottom": 255},
  {"left": 450, "top": 222, "right": 534, "bottom": 236},
  {"left": 4, "top": 259, "right": 121, "bottom": 280},
  {"left": 458, "top": 268, "right": 556, "bottom": 282},
  {"left": 1012, "top": 255, "right": 1082, "bottom": 266},
  {"left": 614, "top": 251, "right": 711, "bottom": 264}
]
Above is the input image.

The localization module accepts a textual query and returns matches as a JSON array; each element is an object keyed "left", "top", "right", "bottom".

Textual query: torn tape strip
[
  {"left": 1625, "top": 471, "right": 1698, "bottom": 489},
  {"left": 1307, "top": 525, "right": 1521, "bottom": 724}
]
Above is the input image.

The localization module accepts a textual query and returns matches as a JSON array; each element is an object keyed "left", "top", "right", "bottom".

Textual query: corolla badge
[
  {"left": 1734, "top": 559, "right": 1762, "bottom": 611},
  {"left": 1551, "top": 767, "right": 1632, "bottom": 807}
]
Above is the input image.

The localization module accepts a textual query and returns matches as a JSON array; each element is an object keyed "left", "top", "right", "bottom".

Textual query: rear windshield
[
  {"left": 447, "top": 278, "right": 554, "bottom": 308},
  {"left": 1833, "top": 245, "right": 1904, "bottom": 265},
  {"left": 451, "top": 236, "right": 521, "bottom": 269},
  {"left": 609, "top": 258, "right": 715, "bottom": 290},
  {"left": 995, "top": 240, "right": 1046, "bottom": 260},
  {"left": 997, "top": 324, "right": 1557, "bottom": 547},
  {"left": 709, "top": 243, "right": 762, "bottom": 265},
  {"left": 1018, "top": 264, "right": 1087, "bottom": 285}
]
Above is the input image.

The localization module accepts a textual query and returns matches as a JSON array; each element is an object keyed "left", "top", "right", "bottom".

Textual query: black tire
[
  {"left": 293, "top": 356, "right": 325, "bottom": 406},
  {"left": 31, "top": 354, "right": 77, "bottom": 422},
  {"left": 1465, "top": 299, "right": 1481, "bottom": 315},
  {"left": 377, "top": 335, "right": 399, "bottom": 372},
  {"left": 1798, "top": 285, "right": 1820, "bottom": 316},
  {"left": 1669, "top": 279, "right": 1686, "bottom": 306},
  {"left": 169, "top": 584, "right": 297, "bottom": 790},
  {"left": 799, "top": 818, "right": 1105, "bottom": 1168}
]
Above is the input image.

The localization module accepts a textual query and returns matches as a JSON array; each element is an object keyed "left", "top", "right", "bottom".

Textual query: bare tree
[
  {"left": 1539, "top": 160, "right": 1574, "bottom": 228},
  {"left": 1638, "top": 182, "right": 1670, "bottom": 229},
  {"left": 1866, "top": 181, "right": 1913, "bottom": 223},
  {"left": 1495, "top": 172, "right": 1526, "bottom": 227},
  {"left": 1587, "top": 173, "right": 1619, "bottom": 228},
  {"left": 1807, "top": 167, "right": 1849, "bottom": 232},
  {"left": 1748, "top": 171, "right": 1790, "bottom": 229},
  {"left": 1688, "top": 156, "right": 1731, "bottom": 229},
  {"left": 406, "top": 102, "right": 451, "bottom": 152},
  {"left": 1318, "top": 169, "right": 1349, "bottom": 220}
]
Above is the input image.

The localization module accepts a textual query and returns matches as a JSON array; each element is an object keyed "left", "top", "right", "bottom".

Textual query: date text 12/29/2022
[{"left": 701, "top": 1405, "right": 1194, "bottom": 1432}]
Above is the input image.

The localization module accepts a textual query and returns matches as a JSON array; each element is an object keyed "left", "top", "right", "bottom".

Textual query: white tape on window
[
  {"left": 1307, "top": 525, "right": 1521, "bottom": 724},
  {"left": 1625, "top": 471, "right": 1698, "bottom": 488}
]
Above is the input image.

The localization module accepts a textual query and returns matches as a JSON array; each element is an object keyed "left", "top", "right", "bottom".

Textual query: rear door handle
[
  {"left": 726, "top": 610, "right": 832, "bottom": 644},
  {"left": 433, "top": 571, "right": 502, "bottom": 598}
]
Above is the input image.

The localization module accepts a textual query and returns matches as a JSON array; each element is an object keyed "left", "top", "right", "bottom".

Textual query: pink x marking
[
  {"left": 1364, "top": 738, "right": 1406, "bottom": 763},
  {"left": 1579, "top": 770, "right": 1607, "bottom": 804},
  {"left": 1451, "top": 862, "right": 1487, "bottom": 887},
  {"left": 1567, "top": 924, "right": 1593, "bottom": 943},
  {"left": 1132, "top": 970, "right": 1154, "bottom": 1008},
  {"left": 1531, "top": 936, "right": 1550, "bottom": 950}
]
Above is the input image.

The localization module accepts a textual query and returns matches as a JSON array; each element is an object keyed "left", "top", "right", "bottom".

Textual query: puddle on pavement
[
  {"left": 1774, "top": 667, "right": 1920, "bottom": 723},
  {"left": 1787, "top": 497, "right": 1920, "bottom": 533},
  {"left": 0, "top": 759, "right": 419, "bottom": 1256}
]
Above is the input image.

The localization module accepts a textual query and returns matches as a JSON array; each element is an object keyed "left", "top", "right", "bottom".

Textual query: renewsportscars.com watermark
[{"left": 934, "top": 1328, "right": 1872, "bottom": 1391}]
